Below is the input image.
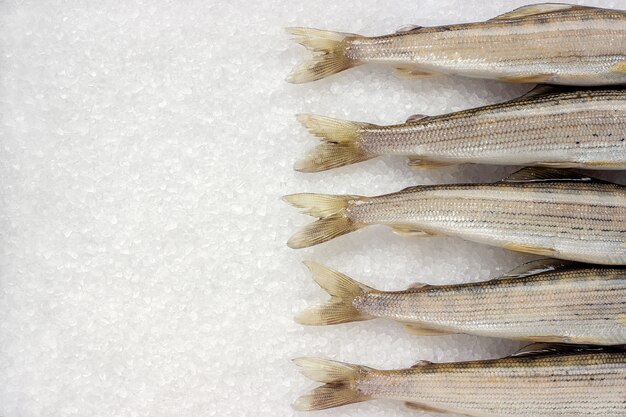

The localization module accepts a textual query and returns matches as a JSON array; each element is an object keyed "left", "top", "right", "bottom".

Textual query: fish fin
[
  {"left": 501, "top": 167, "right": 608, "bottom": 184},
  {"left": 514, "top": 84, "right": 568, "bottom": 100},
  {"left": 503, "top": 258, "right": 579, "bottom": 278},
  {"left": 283, "top": 194, "right": 366, "bottom": 248},
  {"left": 296, "top": 261, "right": 375, "bottom": 325},
  {"left": 406, "top": 114, "right": 428, "bottom": 123},
  {"left": 489, "top": 4, "right": 588, "bottom": 21},
  {"left": 511, "top": 343, "right": 625, "bottom": 358},
  {"left": 411, "top": 360, "right": 433, "bottom": 368},
  {"left": 403, "top": 323, "right": 454, "bottom": 336},
  {"left": 286, "top": 27, "right": 363, "bottom": 83},
  {"left": 407, "top": 157, "right": 454, "bottom": 169},
  {"left": 405, "top": 402, "right": 453, "bottom": 414},
  {"left": 499, "top": 73, "right": 554, "bottom": 84},
  {"left": 407, "top": 282, "right": 429, "bottom": 290},
  {"left": 611, "top": 61, "right": 626, "bottom": 74},
  {"left": 293, "top": 357, "right": 373, "bottom": 410},
  {"left": 396, "top": 24, "right": 424, "bottom": 33},
  {"left": 391, "top": 224, "right": 438, "bottom": 237},
  {"left": 503, "top": 242, "right": 558, "bottom": 257},
  {"left": 294, "top": 114, "right": 377, "bottom": 172},
  {"left": 394, "top": 66, "right": 436, "bottom": 78}
]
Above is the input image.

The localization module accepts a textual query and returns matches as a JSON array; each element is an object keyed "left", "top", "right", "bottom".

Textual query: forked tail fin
[
  {"left": 296, "top": 261, "right": 375, "bottom": 325},
  {"left": 286, "top": 27, "right": 364, "bottom": 83},
  {"left": 283, "top": 193, "right": 366, "bottom": 249},
  {"left": 293, "top": 357, "right": 373, "bottom": 410},
  {"left": 295, "top": 114, "right": 377, "bottom": 172}
]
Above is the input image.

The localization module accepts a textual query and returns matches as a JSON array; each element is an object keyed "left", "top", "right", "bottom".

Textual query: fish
[
  {"left": 293, "top": 344, "right": 626, "bottom": 417},
  {"left": 287, "top": 3, "right": 626, "bottom": 85},
  {"left": 283, "top": 167, "right": 626, "bottom": 265},
  {"left": 297, "top": 260, "right": 626, "bottom": 345},
  {"left": 294, "top": 86, "right": 626, "bottom": 172}
]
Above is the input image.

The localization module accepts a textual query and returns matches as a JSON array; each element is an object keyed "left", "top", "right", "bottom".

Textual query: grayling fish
[
  {"left": 293, "top": 345, "right": 626, "bottom": 417},
  {"left": 283, "top": 168, "right": 626, "bottom": 265},
  {"left": 295, "top": 86, "right": 626, "bottom": 172},
  {"left": 287, "top": 3, "right": 626, "bottom": 85},
  {"left": 297, "top": 260, "right": 626, "bottom": 345}
]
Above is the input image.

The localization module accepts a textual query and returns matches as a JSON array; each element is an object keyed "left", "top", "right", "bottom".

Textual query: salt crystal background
[{"left": 0, "top": 0, "right": 624, "bottom": 416}]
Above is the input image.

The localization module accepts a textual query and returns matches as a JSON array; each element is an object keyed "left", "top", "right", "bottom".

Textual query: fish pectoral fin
[
  {"left": 403, "top": 323, "right": 454, "bottom": 336},
  {"left": 503, "top": 242, "right": 558, "bottom": 257},
  {"left": 394, "top": 66, "right": 437, "bottom": 78},
  {"left": 407, "top": 157, "right": 454, "bottom": 169},
  {"left": 499, "top": 74, "right": 554, "bottom": 84},
  {"left": 611, "top": 61, "right": 626, "bottom": 74},
  {"left": 405, "top": 402, "right": 453, "bottom": 414},
  {"left": 501, "top": 167, "right": 609, "bottom": 184},
  {"left": 390, "top": 224, "right": 439, "bottom": 237},
  {"left": 503, "top": 258, "right": 578, "bottom": 278},
  {"left": 489, "top": 4, "right": 589, "bottom": 21}
]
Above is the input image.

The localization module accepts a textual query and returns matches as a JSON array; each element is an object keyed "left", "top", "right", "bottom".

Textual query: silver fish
[
  {"left": 283, "top": 168, "right": 626, "bottom": 265},
  {"left": 297, "top": 260, "right": 626, "bottom": 345},
  {"left": 293, "top": 345, "right": 626, "bottom": 417},
  {"left": 287, "top": 3, "right": 626, "bottom": 85},
  {"left": 295, "top": 86, "right": 626, "bottom": 172}
]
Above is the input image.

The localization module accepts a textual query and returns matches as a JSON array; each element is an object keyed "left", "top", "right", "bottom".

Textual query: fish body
[
  {"left": 294, "top": 347, "right": 626, "bottom": 417},
  {"left": 284, "top": 168, "right": 626, "bottom": 265},
  {"left": 295, "top": 87, "right": 626, "bottom": 172},
  {"left": 298, "top": 261, "right": 626, "bottom": 345},
  {"left": 288, "top": 4, "right": 626, "bottom": 85}
]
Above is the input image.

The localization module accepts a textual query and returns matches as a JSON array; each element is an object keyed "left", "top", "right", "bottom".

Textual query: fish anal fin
[
  {"left": 394, "top": 66, "right": 436, "bottom": 79},
  {"left": 611, "top": 61, "right": 626, "bottom": 74},
  {"left": 405, "top": 402, "right": 453, "bottom": 414},
  {"left": 503, "top": 242, "right": 558, "bottom": 257},
  {"left": 407, "top": 157, "right": 454, "bottom": 169},
  {"left": 501, "top": 167, "right": 607, "bottom": 183},
  {"left": 499, "top": 74, "right": 554, "bottom": 84},
  {"left": 490, "top": 4, "right": 586, "bottom": 21},
  {"left": 391, "top": 224, "right": 438, "bottom": 237},
  {"left": 403, "top": 323, "right": 454, "bottom": 336}
]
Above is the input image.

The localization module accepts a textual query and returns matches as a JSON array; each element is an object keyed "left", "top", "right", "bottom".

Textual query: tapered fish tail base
[
  {"left": 292, "top": 357, "right": 373, "bottom": 411},
  {"left": 295, "top": 114, "right": 377, "bottom": 172},
  {"left": 296, "top": 261, "right": 375, "bottom": 325},
  {"left": 283, "top": 193, "right": 365, "bottom": 248},
  {"left": 286, "top": 27, "right": 363, "bottom": 83}
]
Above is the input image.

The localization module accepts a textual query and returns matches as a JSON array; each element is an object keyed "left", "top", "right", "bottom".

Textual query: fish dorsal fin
[
  {"left": 511, "top": 343, "right": 624, "bottom": 358},
  {"left": 406, "top": 113, "right": 428, "bottom": 123},
  {"left": 407, "top": 282, "right": 429, "bottom": 290},
  {"left": 411, "top": 360, "right": 433, "bottom": 368},
  {"left": 407, "top": 157, "right": 454, "bottom": 169},
  {"left": 503, "top": 258, "right": 579, "bottom": 278},
  {"left": 396, "top": 24, "right": 423, "bottom": 33},
  {"left": 391, "top": 224, "right": 434, "bottom": 237},
  {"left": 514, "top": 84, "right": 564, "bottom": 100},
  {"left": 489, "top": 4, "right": 590, "bottom": 21},
  {"left": 501, "top": 167, "right": 608, "bottom": 184}
]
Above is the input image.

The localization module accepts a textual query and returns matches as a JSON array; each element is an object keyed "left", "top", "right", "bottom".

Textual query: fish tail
[
  {"left": 295, "top": 114, "right": 377, "bottom": 172},
  {"left": 293, "top": 357, "right": 373, "bottom": 410},
  {"left": 282, "top": 193, "right": 365, "bottom": 248},
  {"left": 296, "top": 261, "right": 375, "bottom": 325},
  {"left": 286, "top": 27, "right": 363, "bottom": 83}
]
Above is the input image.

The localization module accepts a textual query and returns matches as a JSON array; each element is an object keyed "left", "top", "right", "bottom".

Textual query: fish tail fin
[
  {"left": 295, "top": 114, "right": 377, "bottom": 172},
  {"left": 293, "top": 357, "right": 373, "bottom": 410},
  {"left": 286, "top": 27, "right": 363, "bottom": 83},
  {"left": 296, "top": 261, "right": 375, "bottom": 325},
  {"left": 282, "top": 193, "right": 365, "bottom": 248}
]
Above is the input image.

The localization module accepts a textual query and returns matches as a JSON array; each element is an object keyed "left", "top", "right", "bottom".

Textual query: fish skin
[
  {"left": 284, "top": 169, "right": 626, "bottom": 265},
  {"left": 294, "top": 349, "right": 626, "bottom": 417},
  {"left": 299, "top": 261, "right": 626, "bottom": 345},
  {"left": 296, "top": 87, "right": 626, "bottom": 172},
  {"left": 288, "top": 4, "right": 626, "bottom": 85}
]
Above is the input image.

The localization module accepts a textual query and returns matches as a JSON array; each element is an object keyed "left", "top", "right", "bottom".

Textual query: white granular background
[{"left": 1, "top": 0, "right": 624, "bottom": 416}]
